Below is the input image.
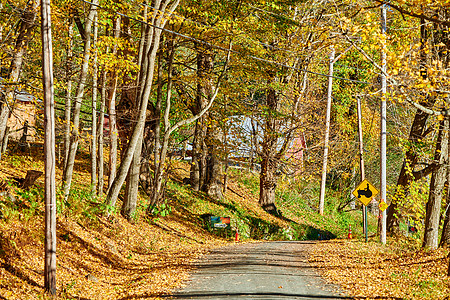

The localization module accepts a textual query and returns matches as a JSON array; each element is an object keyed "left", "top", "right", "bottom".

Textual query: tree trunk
[
  {"left": 0, "top": 0, "right": 39, "bottom": 159},
  {"left": 190, "top": 119, "right": 207, "bottom": 190},
  {"left": 440, "top": 195, "right": 450, "bottom": 247},
  {"left": 122, "top": 139, "right": 142, "bottom": 219},
  {"left": 62, "top": 1, "right": 97, "bottom": 201},
  {"left": 319, "top": 46, "right": 334, "bottom": 216},
  {"left": 91, "top": 13, "right": 98, "bottom": 195},
  {"left": 41, "top": 0, "right": 56, "bottom": 293},
  {"left": 64, "top": 20, "right": 74, "bottom": 169},
  {"left": 202, "top": 124, "right": 223, "bottom": 199},
  {"left": 107, "top": 16, "right": 121, "bottom": 190},
  {"left": 259, "top": 87, "right": 279, "bottom": 214},
  {"left": 423, "top": 118, "right": 448, "bottom": 249},
  {"left": 121, "top": 8, "right": 148, "bottom": 220},
  {"left": 260, "top": 154, "right": 277, "bottom": 213},
  {"left": 97, "top": 68, "right": 107, "bottom": 196}
]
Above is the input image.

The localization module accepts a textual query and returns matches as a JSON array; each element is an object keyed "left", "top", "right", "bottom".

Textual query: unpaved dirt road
[{"left": 172, "top": 241, "right": 349, "bottom": 299}]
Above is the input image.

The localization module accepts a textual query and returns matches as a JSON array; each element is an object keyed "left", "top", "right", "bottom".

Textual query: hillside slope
[{"left": 0, "top": 148, "right": 303, "bottom": 299}]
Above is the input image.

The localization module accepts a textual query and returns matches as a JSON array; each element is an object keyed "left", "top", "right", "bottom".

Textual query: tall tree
[
  {"left": 41, "top": 0, "right": 56, "bottom": 293},
  {"left": 107, "top": 15, "right": 121, "bottom": 190},
  {"left": 62, "top": 1, "right": 98, "bottom": 201},
  {"left": 91, "top": 13, "right": 98, "bottom": 194},
  {"left": 63, "top": 19, "right": 74, "bottom": 169}
]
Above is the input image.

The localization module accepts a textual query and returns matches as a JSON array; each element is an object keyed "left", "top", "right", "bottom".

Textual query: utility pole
[
  {"left": 319, "top": 46, "right": 335, "bottom": 215},
  {"left": 380, "top": 4, "right": 387, "bottom": 245},
  {"left": 41, "top": 0, "right": 57, "bottom": 294},
  {"left": 357, "top": 96, "right": 368, "bottom": 242}
]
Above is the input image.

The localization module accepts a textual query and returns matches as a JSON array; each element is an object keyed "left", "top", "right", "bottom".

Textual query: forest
[{"left": 0, "top": 0, "right": 449, "bottom": 298}]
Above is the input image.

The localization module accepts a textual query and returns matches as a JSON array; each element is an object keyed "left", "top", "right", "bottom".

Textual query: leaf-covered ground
[
  {"left": 310, "top": 238, "right": 450, "bottom": 299},
  {"left": 1, "top": 149, "right": 449, "bottom": 299}
]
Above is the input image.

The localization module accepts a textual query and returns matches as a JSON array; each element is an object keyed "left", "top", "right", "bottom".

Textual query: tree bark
[
  {"left": 0, "top": 0, "right": 39, "bottom": 159},
  {"left": 202, "top": 124, "right": 223, "bottom": 199},
  {"left": 107, "top": 16, "right": 121, "bottom": 190},
  {"left": 41, "top": 0, "right": 56, "bottom": 293},
  {"left": 319, "top": 47, "right": 334, "bottom": 215},
  {"left": 259, "top": 87, "right": 279, "bottom": 214},
  {"left": 63, "top": 20, "right": 74, "bottom": 169},
  {"left": 62, "top": 1, "right": 97, "bottom": 201},
  {"left": 440, "top": 195, "right": 450, "bottom": 247},
  {"left": 423, "top": 118, "right": 448, "bottom": 249},
  {"left": 91, "top": 13, "right": 98, "bottom": 195},
  {"left": 97, "top": 68, "right": 107, "bottom": 196}
]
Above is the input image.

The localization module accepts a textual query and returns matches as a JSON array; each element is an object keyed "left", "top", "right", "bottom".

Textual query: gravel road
[{"left": 171, "top": 241, "right": 349, "bottom": 299}]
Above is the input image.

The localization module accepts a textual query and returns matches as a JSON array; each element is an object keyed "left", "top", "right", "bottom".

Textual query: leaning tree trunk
[
  {"left": 106, "top": 0, "right": 180, "bottom": 212},
  {"left": 0, "top": 0, "right": 39, "bottom": 159},
  {"left": 62, "top": 1, "right": 97, "bottom": 201},
  {"left": 107, "top": 16, "right": 121, "bottom": 190},
  {"left": 122, "top": 7, "right": 150, "bottom": 220},
  {"left": 97, "top": 68, "right": 107, "bottom": 196},
  {"left": 63, "top": 20, "right": 74, "bottom": 169},
  {"left": 423, "top": 118, "right": 448, "bottom": 249}
]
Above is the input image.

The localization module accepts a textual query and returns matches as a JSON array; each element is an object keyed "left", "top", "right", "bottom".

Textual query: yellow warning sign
[
  {"left": 352, "top": 179, "right": 379, "bottom": 206},
  {"left": 379, "top": 201, "right": 389, "bottom": 212}
]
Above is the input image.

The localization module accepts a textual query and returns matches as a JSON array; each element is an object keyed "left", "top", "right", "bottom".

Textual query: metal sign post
[{"left": 353, "top": 179, "right": 379, "bottom": 242}]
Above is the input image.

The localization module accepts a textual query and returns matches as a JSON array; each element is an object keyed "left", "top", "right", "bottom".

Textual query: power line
[{"left": 81, "top": 0, "right": 372, "bottom": 85}]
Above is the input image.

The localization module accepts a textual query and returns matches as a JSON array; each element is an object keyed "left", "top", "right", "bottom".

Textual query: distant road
[{"left": 171, "top": 241, "right": 349, "bottom": 299}]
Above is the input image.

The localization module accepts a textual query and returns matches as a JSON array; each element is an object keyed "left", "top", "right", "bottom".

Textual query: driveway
[{"left": 171, "top": 241, "right": 349, "bottom": 299}]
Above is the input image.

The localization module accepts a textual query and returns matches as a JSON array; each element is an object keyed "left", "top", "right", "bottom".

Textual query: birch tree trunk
[
  {"left": 107, "top": 16, "right": 121, "bottom": 190},
  {"left": 0, "top": 0, "right": 39, "bottom": 159},
  {"left": 97, "top": 68, "right": 107, "bottom": 196},
  {"left": 319, "top": 46, "right": 334, "bottom": 215},
  {"left": 423, "top": 118, "right": 448, "bottom": 249},
  {"left": 41, "top": 0, "right": 56, "bottom": 293},
  {"left": 122, "top": 7, "right": 148, "bottom": 220},
  {"left": 63, "top": 1, "right": 98, "bottom": 200},
  {"left": 91, "top": 13, "right": 98, "bottom": 194},
  {"left": 64, "top": 20, "right": 74, "bottom": 169}
]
